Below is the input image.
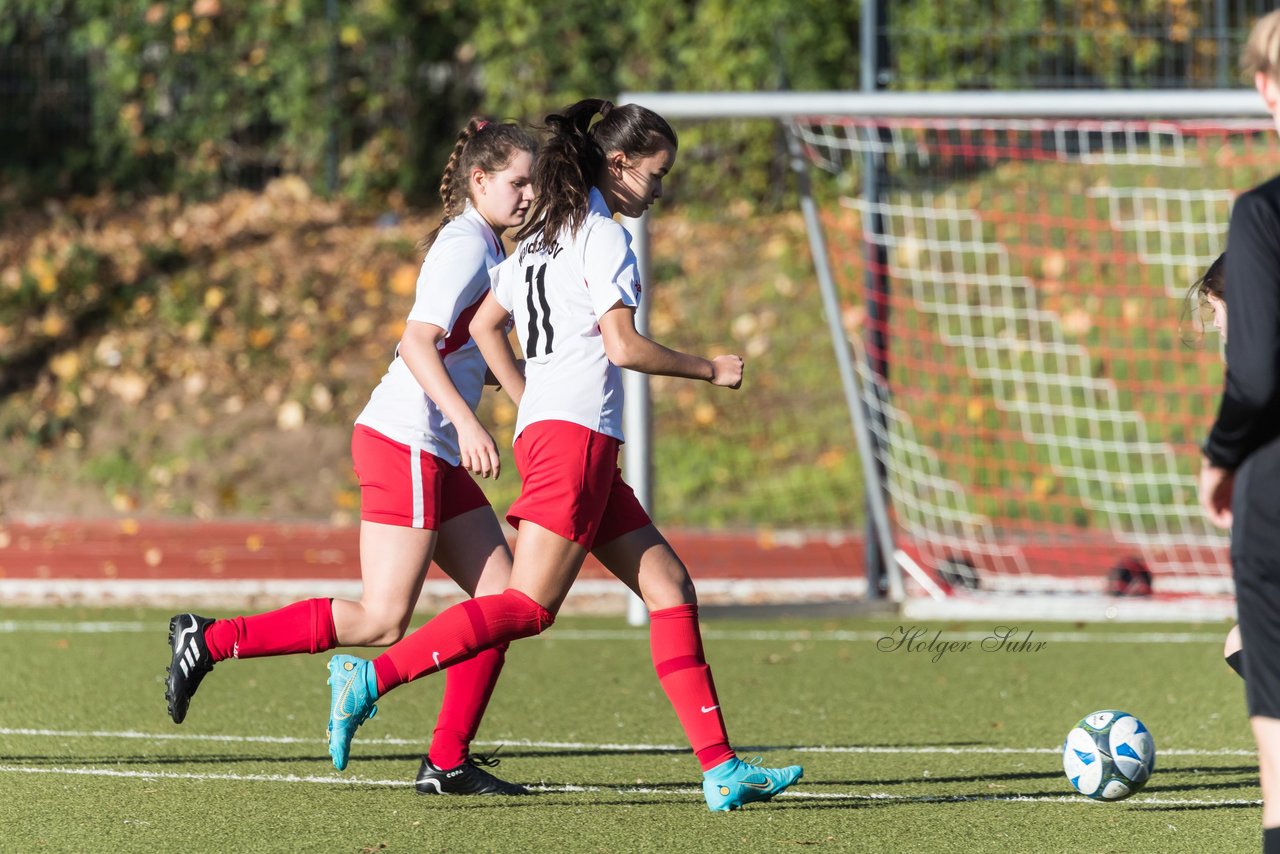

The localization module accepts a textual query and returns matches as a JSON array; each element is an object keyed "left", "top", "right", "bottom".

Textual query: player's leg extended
[
  {"left": 593, "top": 523, "right": 803, "bottom": 810},
  {"left": 328, "top": 421, "right": 596, "bottom": 770},
  {"left": 167, "top": 598, "right": 342, "bottom": 724},
  {"left": 324, "top": 521, "right": 437, "bottom": 769},
  {"left": 167, "top": 521, "right": 427, "bottom": 726},
  {"left": 371, "top": 521, "right": 578, "bottom": 694},
  {"left": 326, "top": 524, "right": 569, "bottom": 770},
  {"left": 418, "top": 505, "right": 529, "bottom": 795}
]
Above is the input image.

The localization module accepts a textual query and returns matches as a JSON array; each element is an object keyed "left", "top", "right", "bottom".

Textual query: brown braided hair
[
  {"left": 420, "top": 118, "right": 538, "bottom": 253},
  {"left": 514, "top": 99, "right": 677, "bottom": 253}
]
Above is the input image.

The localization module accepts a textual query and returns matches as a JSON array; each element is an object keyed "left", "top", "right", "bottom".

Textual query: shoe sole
[
  {"left": 414, "top": 781, "right": 532, "bottom": 797},
  {"left": 164, "top": 616, "right": 185, "bottom": 725}
]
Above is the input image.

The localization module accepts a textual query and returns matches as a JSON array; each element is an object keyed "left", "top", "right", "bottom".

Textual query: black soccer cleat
[
  {"left": 165, "top": 613, "right": 216, "bottom": 724},
  {"left": 415, "top": 749, "right": 531, "bottom": 796}
]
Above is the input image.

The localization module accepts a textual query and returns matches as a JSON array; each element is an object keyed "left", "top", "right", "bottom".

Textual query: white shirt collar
[
  {"left": 587, "top": 186, "right": 613, "bottom": 218},
  {"left": 460, "top": 201, "right": 503, "bottom": 258}
]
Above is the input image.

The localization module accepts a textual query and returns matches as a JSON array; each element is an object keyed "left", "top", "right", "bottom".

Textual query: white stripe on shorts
[{"left": 410, "top": 445, "right": 425, "bottom": 528}]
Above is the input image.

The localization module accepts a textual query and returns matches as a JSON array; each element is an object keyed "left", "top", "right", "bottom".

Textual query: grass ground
[{"left": 0, "top": 608, "right": 1262, "bottom": 853}]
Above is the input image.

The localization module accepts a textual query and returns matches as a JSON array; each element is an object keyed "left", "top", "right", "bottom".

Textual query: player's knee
[
  {"left": 349, "top": 604, "right": 412, "bottom": 646},
  {"left": 643, "top": 573, "right": 697, "bottom": 612},
  {"left": 498, "top": 588, "right": 555, "bottom": 637}
]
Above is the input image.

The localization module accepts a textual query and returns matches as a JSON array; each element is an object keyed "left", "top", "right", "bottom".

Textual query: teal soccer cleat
[
  {"left": 327, "top": 654, "right": 378, "bottom": 771},
  {"left": 702, "top": 755, "right": 804, "bottom": 811}
]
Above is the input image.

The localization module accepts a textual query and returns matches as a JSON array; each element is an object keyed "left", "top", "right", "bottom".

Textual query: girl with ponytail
[
  {"left": 325, "top": 99, "right": 804, "bottom": 812},
  {"left": 166, "top": 118, "right": 537, "bottom": 797}
]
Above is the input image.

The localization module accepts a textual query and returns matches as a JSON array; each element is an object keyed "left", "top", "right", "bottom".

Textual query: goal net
[{"left": 789, "top": 112, "right": 1277, "bottom": 618}]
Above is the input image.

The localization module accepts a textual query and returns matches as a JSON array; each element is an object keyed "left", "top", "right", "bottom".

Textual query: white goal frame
[{"left": 618, "top": 90, "right": 1268, "bottom": 622}]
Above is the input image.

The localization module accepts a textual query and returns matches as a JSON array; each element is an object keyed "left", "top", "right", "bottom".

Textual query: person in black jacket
[
  {"left": 1185, "top": 255, "right": 1247, "bottom": 677},
  {"left": 1200, "top": 10, "right": 1280, "bottom": 850}
]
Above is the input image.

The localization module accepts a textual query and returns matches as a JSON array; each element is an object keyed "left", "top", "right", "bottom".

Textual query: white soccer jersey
[
  {"left": 490, "top": 187, "right": 641, "bottom": 442},
  {"left": 355, "top": 204, "right": 504, "bottom": 465}
]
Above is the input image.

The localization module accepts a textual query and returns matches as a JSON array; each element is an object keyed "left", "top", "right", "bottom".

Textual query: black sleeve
[{"left": 1203, "top": 182, "right": 1280, "bottom": 470}]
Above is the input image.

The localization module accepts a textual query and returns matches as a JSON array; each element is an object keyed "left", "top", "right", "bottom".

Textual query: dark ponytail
[
  {"left": 420, "top": 118, "right": 538, "bottom": 253},
  {"left": 1181, "top": 251, "right": 1227, "bottom": 346},
  {"left": 516, "top": 99, "right": 677, "bottom": 252}
]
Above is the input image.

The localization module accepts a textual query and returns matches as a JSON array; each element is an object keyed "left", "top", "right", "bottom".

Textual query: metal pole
[
  {"left": 621, "top": 211, "right": 652, "bottom": 626},
  {"left": 615, "top": 90, "right": 1266, "bottom": 119},
  {"left": 861, "top": 0, "right": 893, "bottom": 599},
  {"left": 860, "top": 0, "right": 876, "bottom": 94},
  {"left": 786, "top": 126, "right": 902, "bottom": 602}
]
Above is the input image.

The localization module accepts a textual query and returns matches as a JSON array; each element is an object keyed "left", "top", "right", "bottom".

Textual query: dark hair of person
[
  {"left": 420, "top": 118, "right": 537, "bottom": 253},
  {"left": 515, "top": 98, "right": 677, "bottom": 252},
  {"left": 1181, "top": 252, "right": 1227, "bottom": 346}
]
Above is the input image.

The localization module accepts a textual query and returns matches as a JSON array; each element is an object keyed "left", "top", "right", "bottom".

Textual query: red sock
[
  {"left": 204, "top": 598, "right": 338, "bottom": 662},
  {"left": 427, "top": 643, "right": 508, "bottom": 769},
  {"left": 372, "top": 589, "right": 552, "bottom": 695},
  {"left": 650, "top": 603, "right": 734, "bottom": 771}
]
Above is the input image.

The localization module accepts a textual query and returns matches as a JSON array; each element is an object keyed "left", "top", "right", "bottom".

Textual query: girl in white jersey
[
  {"left": 164, "top": 118, "right": 535, "bottom": 796},
  {"left": 325, "top": 99, "right": 803, "bottom": 812}
]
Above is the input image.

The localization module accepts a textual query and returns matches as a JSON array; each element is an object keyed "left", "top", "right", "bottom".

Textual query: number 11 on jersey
[{"left": 524, "top": 263, "right": 554, "bottom": 357}]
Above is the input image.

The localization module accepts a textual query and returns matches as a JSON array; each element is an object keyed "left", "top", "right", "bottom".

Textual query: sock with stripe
[
  {"left": 373, "top": 588, "right": 552, "bottom": 695},
  {"left": 203, "top": 598, "right": 337, "bottom": 663},
  {"left": 649, "top": 603, "right": 734, "bottom": 771}
]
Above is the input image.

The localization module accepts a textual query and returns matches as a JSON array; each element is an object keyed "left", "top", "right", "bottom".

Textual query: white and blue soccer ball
[{"left": 1061, "top": 710, "right": 1155, "bottom": 801}]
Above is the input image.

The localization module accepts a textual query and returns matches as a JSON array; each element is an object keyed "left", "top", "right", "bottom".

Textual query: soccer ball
[{"left": 1061, "top": 710, "right": 1155, "bottom": 801}]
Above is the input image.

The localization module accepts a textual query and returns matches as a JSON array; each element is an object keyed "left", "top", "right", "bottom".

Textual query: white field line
[
  {"left": 0, "top": 764, "right": 1258, "bottom": 806},
  {"left": 0, "top": 728, "right": 1258, "bottom": 757},
  {"left": 0, "top": 621, "right": 1230, "bottom": 644},
  {"left": 0, "top": 620, "right": 152, "bottom": 633}
]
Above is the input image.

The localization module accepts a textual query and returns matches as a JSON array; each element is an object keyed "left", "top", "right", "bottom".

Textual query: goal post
[{"left": 619, "top": 90, "right": 1270, "bottom": 621}]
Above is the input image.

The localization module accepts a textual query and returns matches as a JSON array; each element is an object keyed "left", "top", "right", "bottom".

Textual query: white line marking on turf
[
  {"left": 0, "top": 621, "right": 1231, "bottom": 644},
  {"left": 0, "top": 728, "right": 1258, "bottom": 757},
  {"left": 0, "top": 764, "right": 413, "bottom": 786},
  {"left": 0, "top": 620, "right": 150, "bottom": 633},
  {"left": 0, "top": 765, "right": 1258, "bottom": 806}
]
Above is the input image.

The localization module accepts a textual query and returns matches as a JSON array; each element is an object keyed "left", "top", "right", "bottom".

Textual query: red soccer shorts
[
  {"left": 352, "top": 424, "right": 490, "bottom": 530},
  {"left": 506, "top": 420, "right": 651, "bottom": 549}
]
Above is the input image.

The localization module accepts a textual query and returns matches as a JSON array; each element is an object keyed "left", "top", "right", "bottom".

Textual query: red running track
[{"left": 0, "top": 519, "right": 865, "bottom": 583}]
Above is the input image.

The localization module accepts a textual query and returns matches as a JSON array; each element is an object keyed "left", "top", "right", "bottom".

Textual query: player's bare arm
[
  {"left": 470, "top": 291, "right": 527, "bottom": 405},
  {"left": 598, "top": 303, "right": 743, "bottom": 388},
  {"left": 399, "top": 320, "right": 501, "bottom": 479}
]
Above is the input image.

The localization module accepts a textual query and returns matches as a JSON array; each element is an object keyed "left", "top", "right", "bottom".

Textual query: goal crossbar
[{"left": 618, "top": 90, "right": 1267, "bottom": 620}]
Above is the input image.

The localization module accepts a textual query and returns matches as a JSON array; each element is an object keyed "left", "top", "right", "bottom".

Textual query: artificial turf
[{"left": 0, "top": 608, "right": 1262, "bottom": 852}]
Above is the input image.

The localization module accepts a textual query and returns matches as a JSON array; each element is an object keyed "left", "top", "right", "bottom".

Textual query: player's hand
[
  {"left": 1198, "top": 456, "right": 1234, "bottom": 529},
  {"left": 458, "top": 421, "right": 501, "bottom": 480},
  {"left": 709, "top": 355, "right": 744, "bottom": 389}
]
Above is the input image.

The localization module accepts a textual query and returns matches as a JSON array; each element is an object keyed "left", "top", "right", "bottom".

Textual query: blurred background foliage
[
  {"left": 0, "top": 0, "right": 1273, "bottom": 525},
  {"left": 2, "top": 0, "right": 1268, "bottom": 207}
]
